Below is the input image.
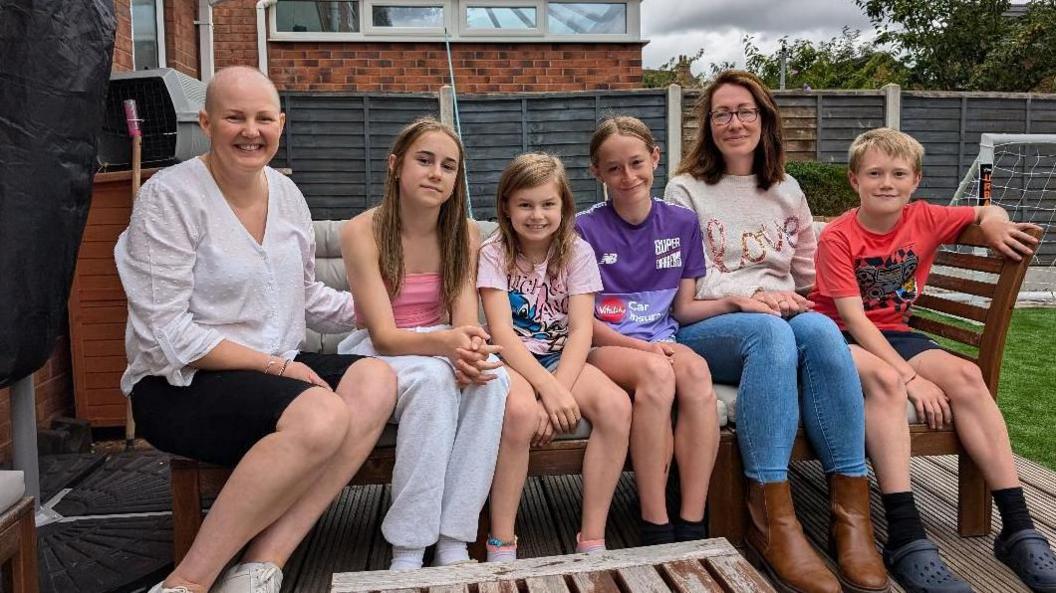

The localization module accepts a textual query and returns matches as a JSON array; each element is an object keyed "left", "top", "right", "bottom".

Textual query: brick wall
[
  {"left": 207, "top": 1, "right": 643, "bottom": 92},
  {"left": 165, "top": 0, "right": 200, "bottom": 77},
  {"left": 268, "top": 42, "right": 643, "bottom": 92},
  {"left": 113, "top": 0, "right": 133, "bottom": 72},
  {"left": 0, "top": 338, "right": 75, "bottom": 464},
  {"left": 213, "top": 0, "right": 260, "bottom": 70}
]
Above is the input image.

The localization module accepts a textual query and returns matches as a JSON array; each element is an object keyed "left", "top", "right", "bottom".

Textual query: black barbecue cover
[{"left": 0, "top": 1, "right": 116, "bottom": 388}]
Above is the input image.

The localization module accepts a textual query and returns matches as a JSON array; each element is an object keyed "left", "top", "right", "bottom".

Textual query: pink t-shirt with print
[{"left": 478, "top": 235, "right": 602, "bottom": 355}]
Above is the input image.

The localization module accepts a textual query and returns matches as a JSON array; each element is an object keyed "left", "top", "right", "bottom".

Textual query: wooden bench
[
  {"left": 170, "top": 224, "right": 1040, "bottom": 561},
  {"left": 329, "top": 539, "right": 775, "bottom": 593},
  {"left": 707, "top": 224, "right": 1043, "bottom": 545}
]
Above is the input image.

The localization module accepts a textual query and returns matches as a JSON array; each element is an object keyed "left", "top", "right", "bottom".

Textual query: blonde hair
[
  {"left": 848, "top": 127, "right": 925, "bottom": 174},
  {"left": 675, "top": 69, "right": 786, "bottom": 190},
  {"left": 589, "top": 115, "right": 658, "bottom": 165},
  {"left": 495, "top": 153, "right": 576, "bottom": 280},
  {"left": 373, "top": 117, "right": 470, "bottom": 315}
]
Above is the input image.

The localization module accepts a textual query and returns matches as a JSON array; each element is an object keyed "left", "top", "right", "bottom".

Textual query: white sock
[
  {"left": 389, "top": 546, "right": 425, "bottom": 571},
  {"left": 434, "top": 535, "right": 471, "bottom": 566}
]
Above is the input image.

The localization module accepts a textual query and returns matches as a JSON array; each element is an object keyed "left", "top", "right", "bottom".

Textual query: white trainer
[
  {"left": 146, "top": 583, "right": 193, "bottom": 593},
  {"left": 213, "top": 562, "right": 283, "bottom": 593}
]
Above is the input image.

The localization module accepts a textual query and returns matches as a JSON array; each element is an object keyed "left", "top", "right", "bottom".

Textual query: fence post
[
  {"left": 439, "top": 84, "right": 455, "bottom": 127},
  {"left": 667, "top": 83, "right": 683, "bottom": 175},
  {"left": 883, "top": 83, "right": 901, "bottom": 130}
]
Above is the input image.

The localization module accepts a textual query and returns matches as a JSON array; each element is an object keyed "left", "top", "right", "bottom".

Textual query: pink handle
[{"left": 123, "top": 99, "right": 142, "bottom": 137}]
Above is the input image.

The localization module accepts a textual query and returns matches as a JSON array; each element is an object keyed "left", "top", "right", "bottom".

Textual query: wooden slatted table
[{"left": 331, "top": 539, "right": 775, "bottom": 593}]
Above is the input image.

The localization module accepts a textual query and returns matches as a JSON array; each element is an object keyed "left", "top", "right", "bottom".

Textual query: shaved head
[{"left": 204, "top": 66, "right": 280, "bottom": 114}]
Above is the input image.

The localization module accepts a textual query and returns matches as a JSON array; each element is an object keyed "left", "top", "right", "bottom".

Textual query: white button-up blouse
[{"left": 115, "top": 158, "right": 356, "bottom": 395}]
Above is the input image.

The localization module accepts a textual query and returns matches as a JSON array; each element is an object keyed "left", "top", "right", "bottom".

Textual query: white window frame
[
  {"left": 544, "top": 0, "right": 636, "bottom": 40},
  {"left": 364, "top": 0, "right": 449, "bottom": 36},
  {"left": 268, "top": 0, "right": 639, "bottom": 42},
  {"left": 130, "top": 0, "right": 167, "bottom": 69},
  {"left": 270, "top": 0, "right": 366, "bottom": 41},
  {"left": 459, "top": 0, "right": 543, "bottom": 38}
]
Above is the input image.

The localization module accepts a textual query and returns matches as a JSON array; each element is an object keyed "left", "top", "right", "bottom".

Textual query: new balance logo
[{"left": 600, "top": 253, "right": 618, "bottom": 265}]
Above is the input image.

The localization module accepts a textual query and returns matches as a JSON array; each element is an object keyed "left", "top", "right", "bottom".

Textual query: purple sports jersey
[{"left": 575, "top": 199, "right": 706, "bottom": 342}]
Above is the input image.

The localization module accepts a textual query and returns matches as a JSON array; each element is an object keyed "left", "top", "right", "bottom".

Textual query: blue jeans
[{"left": 676, "top": 311, "right": 867, "bottom": 482}]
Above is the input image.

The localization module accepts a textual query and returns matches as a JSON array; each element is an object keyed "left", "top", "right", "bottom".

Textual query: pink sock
[{"left": 486, "top": 534, "right": 518, "bottom": 562}]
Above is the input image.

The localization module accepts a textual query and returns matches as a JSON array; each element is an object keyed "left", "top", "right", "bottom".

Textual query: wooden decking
[{"left": 277, "top": 454, "right": 1056, "bottom": 593}]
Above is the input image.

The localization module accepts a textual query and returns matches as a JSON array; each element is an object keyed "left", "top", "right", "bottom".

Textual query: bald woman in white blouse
[{"left": 116, "top": 66, "right": 397, "bottom": 593}]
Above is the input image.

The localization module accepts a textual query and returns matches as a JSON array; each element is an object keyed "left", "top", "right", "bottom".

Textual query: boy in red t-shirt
[{"left": 811, "top": 128, "right": 1053, "bottom": 593}]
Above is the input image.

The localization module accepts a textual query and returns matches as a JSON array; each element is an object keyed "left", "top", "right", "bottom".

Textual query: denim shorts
[
  {"left": 842, "top": 329, "right": 942, "bottom": 361},
  {"left": 532, "top": 351, "right": 562, "bottom": 372}
]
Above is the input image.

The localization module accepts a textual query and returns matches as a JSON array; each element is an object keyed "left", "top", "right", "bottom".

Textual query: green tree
[
  {"left": 642, "top": 49, "right": 735, "bottom": 88},
  {"left": 856, "top": 0, "right": 1011, "bottom": 89},
  {"left": 744, "top": 28, "right": 908, "bottom": 89},
  {"left": 972, "top": 0, "right": 1056, "bottom": 91}
]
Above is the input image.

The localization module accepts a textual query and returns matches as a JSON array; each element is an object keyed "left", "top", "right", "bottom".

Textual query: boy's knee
[
  {"left": 864, "top": 365, "right": 905, "bottom": 405},
  {"left": 946, "top": 362, "right": 988, "bottom": 400}
]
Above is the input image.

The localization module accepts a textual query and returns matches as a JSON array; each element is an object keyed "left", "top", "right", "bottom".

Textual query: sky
[
  {"left": 640, "top": 0, "right": 1034, "bottom": 73},
  {"left": 640, "top": 0, "right": 877, "bottom": 73}
]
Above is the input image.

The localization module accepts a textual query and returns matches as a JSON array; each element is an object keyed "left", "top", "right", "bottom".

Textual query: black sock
[
  {"left": 994, "top": 487, "right": 1035, "bottom": 538},
  {"left": 639, "top": 518, "right": 675, "bottom": 546},
  {"left": 882, "top": 491, "right": 928, "bottom": 552},
  {"left": 674, "top": 517, "right": 706, "bottom": 542}
]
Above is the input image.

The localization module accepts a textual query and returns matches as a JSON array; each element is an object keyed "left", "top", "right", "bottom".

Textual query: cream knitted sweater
[{"left": 663, "top": 172, "right": 817, "bottom": 300}]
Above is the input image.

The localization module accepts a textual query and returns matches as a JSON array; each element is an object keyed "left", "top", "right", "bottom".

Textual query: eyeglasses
[{"left": 709, "top": 108, "right": 760, "bottom": 126}]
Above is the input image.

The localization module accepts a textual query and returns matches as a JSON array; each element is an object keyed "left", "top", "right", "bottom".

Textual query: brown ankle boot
[
  {"left": 828, "top": 474, "right": 890, "bottom": 593},
  {"left": 745, "top": 479, "right": 840, "bottom": 593}
]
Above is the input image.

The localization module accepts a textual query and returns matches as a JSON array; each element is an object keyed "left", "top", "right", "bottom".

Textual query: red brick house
[{"left": 116, "top": 0, "right": 646, "bottom": 92}]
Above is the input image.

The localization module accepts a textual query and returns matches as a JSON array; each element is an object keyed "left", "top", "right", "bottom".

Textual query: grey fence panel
[
  {"left": 815, "top": 94, "right": 885, "bottom": 164},
  {"left": 277, "top": 90, "right": 667, "bottom": 221},
  {"left": 459, "top": 90, "right": 669, "bottom": 220},
  {"left": 274, "top": 93, "right": 440, "bottom": 220}
]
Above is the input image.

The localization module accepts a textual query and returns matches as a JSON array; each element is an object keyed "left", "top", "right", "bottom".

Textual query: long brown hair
[
  {"left": 373, "top": 117, "right": 470, "bottom": 315},
  {"left": 676, "top": 70, "right": 786, "bottom": 190},
  {"left": 495, "top": 153, "right": 577, "bottom": 280}
]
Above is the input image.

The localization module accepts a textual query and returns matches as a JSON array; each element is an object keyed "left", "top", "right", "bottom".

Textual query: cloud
[
  {"left": 642, "top": 0, "right": 874, "bottom": 38},
  {"left": 639, "top": 0, "right": 878, "bottom": 71}
]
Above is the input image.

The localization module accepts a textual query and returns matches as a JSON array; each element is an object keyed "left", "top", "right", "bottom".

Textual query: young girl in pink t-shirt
[{"left": 478, "top": 153, "right": 631, "bottom": 560}]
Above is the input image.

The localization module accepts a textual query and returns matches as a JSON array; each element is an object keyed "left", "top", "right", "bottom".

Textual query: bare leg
[
  {"left": 572, "top": 364, "right": 632, "bottom": 540},
  {"left": 668, "top": 344, "right": 718, "bottom": 522},
  {"left": 851, "top": 346, "right": 912, "bottom": 493},
  {"left": 489, "top": 369, "right": 537, "bottom": 542},
  {"left": 163, "top": 387, "right": 350, "bottom": 592},
  {"left": 588, "top": 346, "right": 675, "bottom": 524},
  {"left": 913, "top": 350, "right": 1019, "bottom": 489},
  {"left": 241, "top": 358, "right": 397, "bottom": 565}
]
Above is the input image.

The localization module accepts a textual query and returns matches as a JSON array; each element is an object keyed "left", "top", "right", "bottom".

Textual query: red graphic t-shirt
[{"left": 811, "top": 201, "right": 976, "bottom": 331}]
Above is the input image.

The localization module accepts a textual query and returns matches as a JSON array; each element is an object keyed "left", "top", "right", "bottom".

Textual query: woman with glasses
[{"left": 664, "top": 70, "right": 887, "bottom": 593}]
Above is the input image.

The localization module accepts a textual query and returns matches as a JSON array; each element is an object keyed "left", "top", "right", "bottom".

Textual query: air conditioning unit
[{"left": 97, "top": 68, "right": 209, "bottom": 171}]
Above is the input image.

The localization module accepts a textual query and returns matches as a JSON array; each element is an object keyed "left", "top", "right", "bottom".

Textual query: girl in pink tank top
[{"left": 337, "top": 117, "right": 525, "bottom": 570}]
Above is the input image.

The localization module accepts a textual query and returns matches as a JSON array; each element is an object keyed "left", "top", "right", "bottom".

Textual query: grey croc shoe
[
  {"left": 884, "top": 539, "right": 973, "bottom": 593},
  {"left": 995, "top": 528, "right": 1056, "bottom": 592}
]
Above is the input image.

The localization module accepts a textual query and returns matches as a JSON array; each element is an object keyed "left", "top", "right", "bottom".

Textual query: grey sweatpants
[{"left": 338, "top": 327, "right": 509, "bottom": 547}]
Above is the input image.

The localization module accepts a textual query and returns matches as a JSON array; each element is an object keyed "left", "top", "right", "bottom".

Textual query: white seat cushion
[
  {"left": 0, "top": 471, "right": 26, "bottom": 513},
  {"left": 715, "top": 382, "right": 921, "bottom": 425}
]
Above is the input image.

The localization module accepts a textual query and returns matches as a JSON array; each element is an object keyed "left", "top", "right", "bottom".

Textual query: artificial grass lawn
[{"left": 992, "top": 308, "right": 1056, "bottom": 470}]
